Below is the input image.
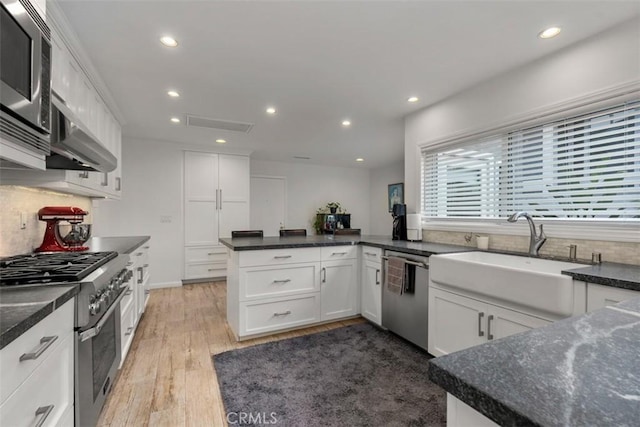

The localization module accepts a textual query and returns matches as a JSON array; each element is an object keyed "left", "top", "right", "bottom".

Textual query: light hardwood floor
[{"left": 97, "top": 282, "right": 364, "bottom": 426}]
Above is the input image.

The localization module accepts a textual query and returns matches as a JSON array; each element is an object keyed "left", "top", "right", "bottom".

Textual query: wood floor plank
[
  {"left": 148, "top": 405, "right": 186, "bottom": 427},
  {"left": 152, "top": 368, "right": 186, "bottom": 412}
]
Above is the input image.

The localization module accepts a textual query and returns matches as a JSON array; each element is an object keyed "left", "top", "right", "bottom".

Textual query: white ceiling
[{"left": 57, "top": 0, "right": 639, "bottom": 169}]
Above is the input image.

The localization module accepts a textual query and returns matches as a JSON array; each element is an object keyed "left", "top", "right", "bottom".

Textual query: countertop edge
[
  {"left": 561, "top": 270, "right": 640, "bottom": 291},
  {"left": 0, "top": 285, "right": 79, "bottom": 350}
]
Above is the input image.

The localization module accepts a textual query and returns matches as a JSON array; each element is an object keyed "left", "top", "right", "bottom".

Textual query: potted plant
[{"left": 326, "top": 202, "right": 341, "bottom": 214}]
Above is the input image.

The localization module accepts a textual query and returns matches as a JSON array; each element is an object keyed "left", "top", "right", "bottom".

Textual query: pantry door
[{"left": 250, "top": 176, "right": 286, "bottom": 237}]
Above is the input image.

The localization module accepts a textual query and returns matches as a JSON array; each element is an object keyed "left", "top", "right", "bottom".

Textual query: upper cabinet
[{"left": 1, "top": 1, "right": 123, "bottom": 198}]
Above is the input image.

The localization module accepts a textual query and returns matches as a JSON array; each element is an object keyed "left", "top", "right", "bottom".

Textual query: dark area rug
[{"left": 213, "top": 323, "right": 446, "bottom": 426}]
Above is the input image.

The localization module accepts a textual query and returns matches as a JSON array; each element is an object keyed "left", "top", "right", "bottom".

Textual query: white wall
[
  {"left": 404, "top": 18, "right": 640, "bottom": 211},
  {"left": 368, "top": 160, "right": 404, "bottom": 236},
  {"left": 251, "top": 160, "right": 370, "bottom": 234},
  {"left": 92, "top": 138, "right": 184, "bottom": 287}
]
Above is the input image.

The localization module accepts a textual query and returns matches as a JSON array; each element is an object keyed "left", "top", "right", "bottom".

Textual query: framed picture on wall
[{"left": 388, "top": 183, "right": 404, "bottom": 212}]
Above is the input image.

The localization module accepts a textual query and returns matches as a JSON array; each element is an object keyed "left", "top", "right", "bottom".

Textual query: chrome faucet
[{"left": 507, "top": 211, "right": 546, "bottom": 256}]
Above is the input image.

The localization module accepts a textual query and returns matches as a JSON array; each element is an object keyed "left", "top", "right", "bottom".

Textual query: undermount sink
[{"left": 429, "top": 251, "right": 585, "bottom": 317}]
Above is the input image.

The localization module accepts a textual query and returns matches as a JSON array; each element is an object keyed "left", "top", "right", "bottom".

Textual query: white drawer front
[
  {"left": 240, "top": 264, "right": 319, "bottom": 301},
  {"left": 361, "top": 246, "right": 382, "bottom": 262},
  {"left": 0, "top": 332, "right": 74, "bottom": 426},
  {"left": 185, "top": 246, "right": 227, "bottom": 263},
  {"left": 321, "top": 245, "right": 358, "bottom": 261},
  {"left": 0, "top": 299, "right": 73, "bottom": 404},
  {"left": 240, "top": 294, "right": 321, "bottom": 336},
  {"left": 239, "top": 247, "right": 320, "bottom": 267},
  {"left": 120, "top": 303, "right": 136, "bottom": 367},
  {"left": 120, "top": 283, "right": 135, "bottom": 314},
  {"left": 185, "top": 262, "right": 227, "bottom": 280}
]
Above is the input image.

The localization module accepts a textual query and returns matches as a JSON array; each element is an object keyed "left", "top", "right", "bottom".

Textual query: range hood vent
[{"left": 186, "top": 114, "right": 253, "bottom": 133}]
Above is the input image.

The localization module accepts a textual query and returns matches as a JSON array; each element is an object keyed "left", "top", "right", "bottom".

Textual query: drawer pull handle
[
  {"left": 321, "top": 267, "right": 327, "bottom": 283},
  {"left": 488, "top": 315, "right": 494, "bottom": 340},
  {"left": 207, "top": 252, "right": 216, "bottom": 255},
  {"left": 375, "top": 269, "right": 380, "bottom": 285},
  {"left": 273, "top": 279, "right": 291, "bottom": 284},
  {"left": 135, "top": 252, "right": 143, "bottom": 256},
  {"left": 273, "top": 310, "right": 292, "bottom": 317},
  {"left": 126, "top": 261, "right": 134, "bottom": 266},
  {"left": 125, "top": 327, "right": 134, "bottom": 336},
  {"left": 364, "top": 252, "right": 377, "bottom": 256},
  {"left": 19, "top": 336, "right": 58, "bottom": 362},
  {"left": 332, "top": 251, "right": 348, "bottom": 255},
  {"left": 478, "top": 312, "right": 485, "bottom": 337},
  {"left": 34, "top": 405, "right": 55, "bottom": 427},
  {"left": 143, "top": 246, "right": 150, "bottom": 249},
  {"left": 125, "top": 289, "right": 133, "bottom": 296},
  {"left": 207, "top": 268, "right": 216, "bottom": 271},
  {"left": 274, "top": 255, "right": 292, "bottom": 259}
]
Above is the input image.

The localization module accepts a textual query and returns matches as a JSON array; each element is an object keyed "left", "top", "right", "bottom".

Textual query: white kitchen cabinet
[
  {"left": 321, "top": 259, "right": 359, "bottom": 321},
  {"left": 132, "top": 243, "right": 151, "bottom": 321},
  {"left": 587, "top": 283, "right": 639, "bottom": 312},
  {"left": 119, "top": 296, "right": 136, "bottom": 368},
  {"left": 0, "top": 300, "right": 74, "bottom": 427},
  {"left": 360, "top": 246, "right": 382, "bottom": 325},
  {"left": 183, "top": 151, "right": 250, "bottom": 280},
  {"left": 428, "top": 288, "right": 550, "bottom": 356}
]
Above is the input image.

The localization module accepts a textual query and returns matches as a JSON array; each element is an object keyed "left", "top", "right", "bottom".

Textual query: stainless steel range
[{"left": 0, "top": 251, "right": 132, "bottom": 427}]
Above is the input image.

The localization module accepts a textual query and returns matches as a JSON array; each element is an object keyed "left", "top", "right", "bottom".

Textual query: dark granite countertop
[
  {"left": 429, "top": 297, "right": 640, "bottom": 426},
  {"left": 562, "top": 262, "right": 640, "bottom": 291},
  {"left": 0, "top": 285, "right": 79, "bottom": 350},
  {"left": 85, "top": 236, "right": 150, "bottom": 254},
  {"left": 219, "top": 235, "right": 472, "bottom": 257}
]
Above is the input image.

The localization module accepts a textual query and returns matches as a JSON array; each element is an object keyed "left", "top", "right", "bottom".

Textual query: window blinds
[{"left": 421, "top": 101, "right": 640, "bottom": 219}]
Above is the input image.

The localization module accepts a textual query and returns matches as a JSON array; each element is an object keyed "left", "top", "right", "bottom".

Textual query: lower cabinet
[
  {"left": 131, "top": 242, "right": 151, "bottom": 322},
  {"left": 119, "top": 291, "right": 136, "bottom": 368},
  {"left": 228, "top": 245, "right": 360, "bottom": 339},
  {"left": 586, "top": 283, "right": 639, "bottom": 312},
  {"left": 0, "top": 300, "right": 74, "bottom": 427},
  {"left": 360, "top": 246, "right": 382, "bottom": 326},
  {"left": 184, "top": 246, "right": 228, "bottom": 281},
  {"left": 428, "top": 288, "right": 551, "bottom": 357}
]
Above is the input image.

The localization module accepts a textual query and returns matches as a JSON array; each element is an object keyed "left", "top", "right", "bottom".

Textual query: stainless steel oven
[
  {"left": 0, "top": 0, "right": 51, "bottom": 152},
  {"left": 76, "top": 293, "right": 124, "bottom": 427}
]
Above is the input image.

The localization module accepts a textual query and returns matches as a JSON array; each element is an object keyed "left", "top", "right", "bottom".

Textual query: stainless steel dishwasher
[{"left": 381, "top": 250, "right": 429, "bottom": 351}]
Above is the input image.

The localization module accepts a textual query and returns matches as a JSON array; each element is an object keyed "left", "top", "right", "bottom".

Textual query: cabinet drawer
[
  {"left": 0, "top": 332, "right": 74, "bottom": 426},
  {"left": 120, "top": 303, "right": 136, "bottom": 367},
  {"left": 240, "top": 294, "right": 321, "bottom": 336},
  {"left": 0, "top": 299, "right": 73, "bottom": 404},
  {"left": 321, "top": 245, "right": 358, "bottom": 261},
  {"left": 238, "top": 247, "right": 320, "bottom": 267},
  {"left": 240, "top": 264, "right": 320, "bottom": 301},
  {"left": 361, "top": 246, "right": 382, "bottom": 263},
  {"left": 185, "top": 262, "right": 227, "bottom": 280},
  {"left": 185, "top": 246, "right": 227, "bottom": 263},
  {"left": 120, "top": 282, "right": 135, "bottom": 314}
]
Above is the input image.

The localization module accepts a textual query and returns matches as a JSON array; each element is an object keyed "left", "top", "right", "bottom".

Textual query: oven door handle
[{"left": 78, "top": 290, "right": 126, "bottom": 342}]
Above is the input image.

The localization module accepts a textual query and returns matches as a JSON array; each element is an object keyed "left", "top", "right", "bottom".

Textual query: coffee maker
[{"left": 392, "top": 204, "right": 407, "bottom": 240}]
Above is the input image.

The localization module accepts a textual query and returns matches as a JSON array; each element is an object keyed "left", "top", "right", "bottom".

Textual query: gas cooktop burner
[{"left": 0, "top": 251, "right": 118, "bottom": 286}]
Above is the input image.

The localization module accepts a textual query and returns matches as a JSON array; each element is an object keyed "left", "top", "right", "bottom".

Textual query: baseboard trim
[{"left": 148, "top": 281, "right": 183, "bottom": 289}]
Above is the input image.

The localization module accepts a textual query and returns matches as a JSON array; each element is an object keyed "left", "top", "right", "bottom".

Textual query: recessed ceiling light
[
  {"left": 342, "top": 120, "right": 351, "bottom": 127},
  {"left": 538, "top": 27, "right": 561, "bottom": 39},
  {"left": 266, "top": 107, "right": 276, "bottom": 114},
  {"left": 356, "top": 158, "right": 364, "bottom": 162},
  {"left": 160, "top": 36, "right": 178, "bottom": 47},
  {"left": 167, "top": 90, "right": 180, "bottom": 98},
  {"left": 216, "top": 139, "right": 227, "bottom": 144},
  {"left": 407, "top": 96, "right": 419, "bottom": 103},
  {"left": 170, "top": 117, "right": 180, "bottom": 123}
]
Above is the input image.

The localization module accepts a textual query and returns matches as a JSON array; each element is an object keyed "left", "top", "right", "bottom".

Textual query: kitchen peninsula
[{"left": 220, "top": 235, "right": 471, "bottom": 340}]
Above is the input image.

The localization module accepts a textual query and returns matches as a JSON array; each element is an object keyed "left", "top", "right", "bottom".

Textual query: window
[{"left": 421, "top": 101, "right": 640, "bottom": 220}]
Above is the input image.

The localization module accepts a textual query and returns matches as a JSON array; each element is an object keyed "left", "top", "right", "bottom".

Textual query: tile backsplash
[
  {"left": 424, "top": 229, "right": 639, "bottom": 266},
  {"left": 0, "top": 186, "right": 92, "bottom": 256}
]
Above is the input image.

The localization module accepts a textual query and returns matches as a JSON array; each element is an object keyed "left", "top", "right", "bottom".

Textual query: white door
[
  {"left": 428, "top": 288, "right": 487, "bottom": 356},
  {"left": 361, "top": 260, "right": 382, "bottom": 325},
  {"left": 250, "top": 176, "right": 286, "bottom": 237}
]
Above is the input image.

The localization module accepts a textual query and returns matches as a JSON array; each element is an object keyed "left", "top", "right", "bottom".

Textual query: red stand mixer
[{"left": 36, "top": 206, "right": 92, "bottom": 252}]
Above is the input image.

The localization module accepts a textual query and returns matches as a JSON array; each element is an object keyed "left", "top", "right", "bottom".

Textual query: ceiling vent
[{"left": 186, "top": 114, "right": 254, "bottom": 133}]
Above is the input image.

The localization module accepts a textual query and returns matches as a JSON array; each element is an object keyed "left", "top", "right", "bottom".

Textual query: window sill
[{"left": 422, "top": 218, "right": 640, "bottom": 243}]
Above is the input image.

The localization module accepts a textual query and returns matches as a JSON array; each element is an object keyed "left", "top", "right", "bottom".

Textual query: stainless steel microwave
[{"left": 0, "top": 0, "right": 51, "bottom": 154}]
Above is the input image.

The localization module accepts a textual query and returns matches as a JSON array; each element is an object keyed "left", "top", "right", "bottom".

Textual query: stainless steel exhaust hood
[{"left": 47, "top": 96, "right": 117, "bottom": 172}]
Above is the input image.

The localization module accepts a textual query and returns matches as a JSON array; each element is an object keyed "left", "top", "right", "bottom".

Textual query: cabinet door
[
  {"left": 218, "top": 155, "right": 250, "bottom": 237},
  {"left": 361, "top": 260, "right": 382, "bottom": 325},
  {"left": 487, "top": 305, "right": 550, "bottom": 341},
  {"left": 587, "top": 283, "right": 639, "bottom": 312},
  {"left": 428, "top": 288, "right": 487, "bottom": 356},
  {"left": 184, "top": 152, "right": 219, "bottom": 245},
  {"left": 321, "top": 259, "right": 359, "bottom": 321}
]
